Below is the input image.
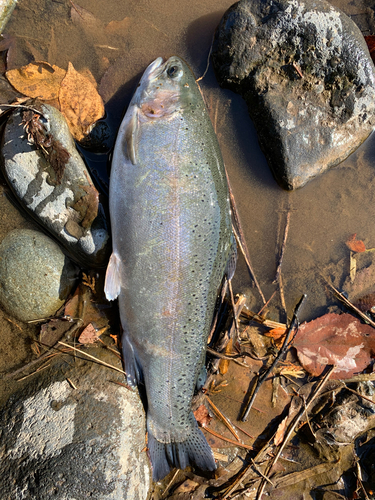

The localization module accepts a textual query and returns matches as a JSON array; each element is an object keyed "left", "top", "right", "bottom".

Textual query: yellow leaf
[
  {"left": 6, "top": 61, "right": 66, "bottom": 100},
  {"left": 59, "top": 62, "right": 105, "bottom": 140}
]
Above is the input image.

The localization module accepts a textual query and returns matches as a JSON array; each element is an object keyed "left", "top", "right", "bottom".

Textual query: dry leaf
[
  {"left": 59, "top": 62, "right": 105, "bottom": 140},
  {"left": 264, "top": 326, "right": 287, "bottom": 348},
  {"left": 105, "top": 17, "right": 131, "bottom": 36},
  {"left": 6, "top": 61, "right": 66, "bottom": 100},
  {"left": 174, "top": 479, "right": 200, "bottom": 494},
  {"left": 295, "top": 313, "right": 375, "bottom": 379},
  {"left": 79, "top": 67, "right": 98, "bottom": 89},
  {"left": 274, "top": 415, "right": 288, "bottom": 446},
  {"left": 278, "top": 362, "right": 305, "bottom": 378},
  {"left": 110, "top": 333, "right": 119, "bottom": 346},
  {"left": 365, "top": 35, "right": 375, "bottom": 65},
  {"left": 193, "top": 405, "right": 212, "bottom": 428},
  {"left": 346, "top": 233, "right": 366, "bottom": 253},
  {"left": 219, "top": 337, "right": 233, "bottom": 375},
  {"left": 78, "top": 323, "right": 98, "bottom": 344}
]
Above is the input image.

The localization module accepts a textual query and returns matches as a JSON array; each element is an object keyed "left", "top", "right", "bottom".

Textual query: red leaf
[
  {"left": 193, "top": 405, "right": 212, "bottom": 427},
  {"left": 294, "top": 313, "right": 375, "bottom": 379},
  {"left": 365, "top": 35, "right": 375, "bottom": 64},
  {"left": 346, "top": 233, "right": 366, "bottom": 253}
]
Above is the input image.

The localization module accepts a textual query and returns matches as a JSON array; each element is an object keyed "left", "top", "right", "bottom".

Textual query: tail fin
[{"left": 147, "top": 414, "right": 216, "bottom": 481}]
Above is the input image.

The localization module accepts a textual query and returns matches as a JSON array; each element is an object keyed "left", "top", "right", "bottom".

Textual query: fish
[{"left": 104, "top": 56, "right": 236, "bottom": 481}]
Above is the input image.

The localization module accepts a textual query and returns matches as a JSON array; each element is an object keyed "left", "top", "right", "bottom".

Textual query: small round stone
[{"left": 0, "top": 229, "right": 78, "bottom": 322}]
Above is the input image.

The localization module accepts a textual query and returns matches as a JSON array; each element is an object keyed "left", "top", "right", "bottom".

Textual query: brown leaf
[
  {"left": 105, "top": 17, "right": 131, "bottom": 36},
  {"left": 78, "top": 323, "right": 98, "bottom": 344},
  {"left": 295, "top": 313, "right": 375, "bottom": 379},
  {"left": 59, "top": 61, "right": 105, "bottom": 140},
  {"left": 274, "top": 415, "right": 288, "bottom": 446},
  {"left": 346, "top": 233, "right": 366, "bottom": 253},
  {"left": 365, "top": 35, "right": 375, "bottom": 65},
  {"left": 6, "top": 61, "right": 66, "bottom": 100},
  {"left": 174, "top": 479, "right": 200, "bottom": 494},
  {"left": 193, "top": 405, "right": 212, "bottom": 428}
]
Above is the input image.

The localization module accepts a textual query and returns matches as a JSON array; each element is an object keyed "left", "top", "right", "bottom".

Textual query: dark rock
[
  {"left": 0, "top": 352, "right": 151, "bottom": 499},
  {"left": 212, "top": 0, "right": 375, "bottom": 189},
  {"left": 0, "top": 229, "right": 78, "bottom": 322},
  {"left": 1, "top": 103, "right": 110, "bottom": 267}
]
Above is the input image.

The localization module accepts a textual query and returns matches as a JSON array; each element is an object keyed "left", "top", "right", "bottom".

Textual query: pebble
[
  {"left": 1, "top": 103, "right": 110, "bottom": 267},
  {"left": 0, "top": 229, "right": 78, "bottom": 322},
  {"left": 212, "top": 0, "right": 375, "bottom": 189}
]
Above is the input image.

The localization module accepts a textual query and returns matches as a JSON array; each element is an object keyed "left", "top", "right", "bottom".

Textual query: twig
[
  {"left": 251, "top": 458, "right": 274, "bottom": 486},
  {"left": 241, "top": 295, "right": 306, "bottom": 421},
  {"left": 257, "top": 290, "right": 277, "bottom": 315},
  {"left": 221, "top": 462, "right": 256, "bottom": 500},
  {"left": 206, "top": 395, "right": 240, "bottom": 441},
  {"left": 225, "top": 171, "right": 266, "bottom": 304},
  {"left": 344, "top": 384, "right": 375, "bottom": 406},
  {"left": 58, "top": 342, "right": 126, "bottom": 375},
  {"left": 255, "top": 365, "right": 336, "bottom": 500},
  {"left": 321, "top": 275, "right": 375, "bottom": 329},
  {"left": 273, "top": 210, "right": 291, "bottom": 283},
  {"left": 240, "top": 309, "right": 286, "bottom": 330},
  {"left": 196, "top": 37, "right": 214, "bottom": 83},
  {"left": 4, "top": 319, "right": 83, "bottom": 379},
  {"left": 228, "top": 280, "right": 240, "bottom": 338},
  {"left": 16, "top": 362, "right": 51, "bottom": 381},
  {"left": 278, "top": 272, "right": 287, "bottom": 318},
  {"left": 161, "top": 470, "right": 180, "bottom": 499},
  {"left": 206, "top": 347, "right": 258, "bottom": 366},
  {"left": 201, "top": 426, "right": 254, "bottom": 450},
  {"left": 66, "top": 377, "right": 77, "bottom": 389}
]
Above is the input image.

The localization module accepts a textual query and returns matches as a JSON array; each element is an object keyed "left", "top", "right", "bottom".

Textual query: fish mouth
[{"left": 142, "top": 57, "right": 165, "bottom": 82}]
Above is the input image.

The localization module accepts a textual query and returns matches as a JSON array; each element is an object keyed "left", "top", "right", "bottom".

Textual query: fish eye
[{"left": 167, "top": 65, "right": 182, "bottom": 79}]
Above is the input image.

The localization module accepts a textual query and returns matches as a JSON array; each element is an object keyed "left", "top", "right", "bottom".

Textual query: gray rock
[
  {"left": 0, "top": 0, "right": 17, "bottom": 33},
  {"left": 0, "top": 229, "right": 78, "bottom": 322},
  {"left": 212, "top": 0, "right": 375, "bottom": 189},
  {"left": 0, "top": 353, "right": 151, "bottom": 500},
  {"left": 1, "top": 103, "right": 110, "bottom": 267}
]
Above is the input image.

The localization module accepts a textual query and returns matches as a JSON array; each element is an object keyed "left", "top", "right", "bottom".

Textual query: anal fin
[{"left": 122, "top": 331, "right": 143, "bottom": 387}]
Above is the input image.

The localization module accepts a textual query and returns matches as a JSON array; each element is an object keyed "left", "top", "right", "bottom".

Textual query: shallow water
[{"left": 0, "top": 0, "right": 374, "bottom": 406}]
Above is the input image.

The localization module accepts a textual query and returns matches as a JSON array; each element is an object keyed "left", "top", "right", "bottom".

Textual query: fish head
[{"left": 133, "top": 56, "right": 198, "bottom": 119}]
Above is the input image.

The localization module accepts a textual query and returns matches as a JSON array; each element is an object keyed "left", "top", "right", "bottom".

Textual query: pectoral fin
[
  {"left": 104, "top": 252, "right": 122, "bottom": 301},
  {"left": 124, "top": 108, "right": 139, "bottom": 165}
]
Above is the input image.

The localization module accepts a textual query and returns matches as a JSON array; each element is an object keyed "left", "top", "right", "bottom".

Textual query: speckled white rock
[
  {"left": 1, "top": 103, "right": 110, "bottom": 268},
  {"left": 0, "top": 357, "right": 151, "bottom": 499},
  {"left": 0, "top": 229, "right": 78, "bottom": 322}
]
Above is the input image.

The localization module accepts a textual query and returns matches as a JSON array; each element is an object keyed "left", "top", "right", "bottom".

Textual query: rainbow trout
[{"left": 105, "top": 56, "right": 236, "bottom": 481}]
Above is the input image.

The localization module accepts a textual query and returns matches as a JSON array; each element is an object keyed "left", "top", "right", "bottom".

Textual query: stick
[
  {"left": 255, "top": 365, "right": 336, "bottom": 500},
  {"left": 321, "top": 275, "right": 375, "bottom": 329},
  {"left": 241, "top": 294, "right": 306, "bottom": 421},
  {"left": 201, "top": 426, "right": 254, "bottom": 450},
  {"left": 206, "top": 395, "right": 240, "bottom": 441},
  {"left": 4, "top": 319, "right": 83, "bottom": 379},
  {"left": 273, "top": 210, "right": 291, "bottom": 283},
  {"left": 58, "top": 342, "right": 126, "bottom": 375},
  {"left": 225, "top": 171, "right": 266, "bottom": 304}
]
